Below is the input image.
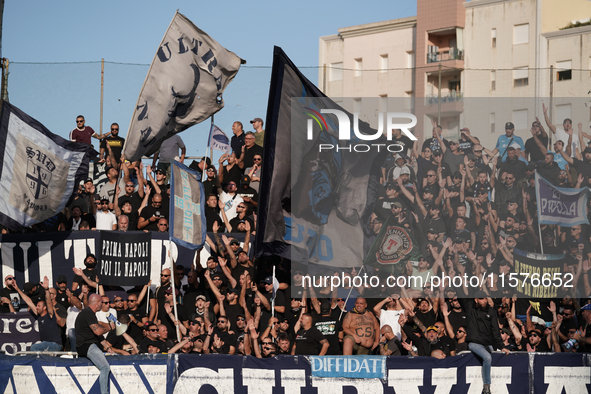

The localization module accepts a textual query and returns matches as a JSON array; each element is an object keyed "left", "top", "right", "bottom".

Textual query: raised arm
[{"left": 542, "top": 103, "right": 557, "bottom": 134}]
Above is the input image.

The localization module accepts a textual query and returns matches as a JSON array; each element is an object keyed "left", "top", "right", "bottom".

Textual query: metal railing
[
  {"left": 427, "top": 48, "right": 464, "bottom": 63},
  {"left": 426, "top": 92, "right": 463, "bottom": 105},
  {"left": 13, "top": 351, "right": 79, "bottom": 357}
]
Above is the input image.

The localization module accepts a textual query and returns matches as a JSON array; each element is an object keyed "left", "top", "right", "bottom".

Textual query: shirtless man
[{"left": 342, "top": 297, "right": 379, "bottom": 355}]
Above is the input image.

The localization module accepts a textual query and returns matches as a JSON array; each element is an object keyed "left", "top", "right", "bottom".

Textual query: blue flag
[
  {"left": 0, "top": 101, "right": 96, "bottom": 230},
  {"left": 169, "top": 160, "right": 206, "bottom": 249},
  {"left": 208, "top": 124, "right": 231, "bottom": 154},
  {"left": 535, "top": 172, "right": 589, "bottom": 226}
]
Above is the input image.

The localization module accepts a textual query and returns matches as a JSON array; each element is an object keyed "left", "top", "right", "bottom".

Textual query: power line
[{"left": 9, "top": 60, "right": 590, "bottom": 72}]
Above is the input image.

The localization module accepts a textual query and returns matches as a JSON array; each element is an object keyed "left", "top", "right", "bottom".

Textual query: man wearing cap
[
  {"left": 236, "top": 175, "right": 258, "bottom": 211},
  {"left": 573, "top": 303, "right": 591, "bottom": 352},
  {"left": 458, "top": 127, "right": 480, "bottom": 155},
  {"left": 138, "top": 322, "right": 166, "bottom": 353},
  {"left": 402, "top": 321, "right": 453, "bottom": 357},
  {"left": 250, "top": 117, "right": 265, "bottom": 147},
  {"left": 423, "top": 120, "right": 450, "bottom": 153},
  {"left": 138, "top": 193, "right": 166, "bottom": 231},
  {"left": 314, "top": 300, "right": 342, "bottom": 355},
  {"left": 458, "top": 291, "right": 510, "bottom": 394},
  {"left": 495, "top": 170, "right": 522, "bottom": 216},
  {"left": 440, "top": 135, "right": 466, "bottom": 174},
  {"left": 54, "top": 276, "right": 70, "bottom": 309},
  {"left": 237, "top": 131, "right": 263, "bottom": 171},
  {"left": 484, "top": 121, "right": 525, "bottom": 162},
  {"left": 524, "top": 119, "right": 548, "bottom": 163}
]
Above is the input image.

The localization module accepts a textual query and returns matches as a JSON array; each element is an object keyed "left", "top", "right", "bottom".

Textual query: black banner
[
  {"left": 98, "top": 231, "right": 151, "bottom": 286},
  {"left": 0, "top": 312, "right": 40, "bottom": 355}
]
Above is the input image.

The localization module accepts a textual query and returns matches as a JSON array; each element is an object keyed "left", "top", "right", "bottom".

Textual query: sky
[{"left": 2, "top": 1, "right": 417, "bottom": 161}]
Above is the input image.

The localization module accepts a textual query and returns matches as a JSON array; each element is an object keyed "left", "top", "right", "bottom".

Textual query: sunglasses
[
  {"left": 150, "top": 329, "right": 159, "bottom": 332},
  {"left": 237, "top": 317, "right": 245, "bottom": 321},
  {"left": 6, "top": 277, "right": 13, "bottom": 281},
  {"left": 76, "top": 120, "right": 84, "bottom": 123},
  {"left": 473, "top": 150, "right": 483, "bottom": 153},
  {"left": 161, "top": 274, "right": 170, "bottom": 277},
  {"left": 128, "top": 299, "right": 137, "bottom": 302},
  {"left": 114, "top": 299, "right": 123, "bottom": 302},
  {"left": 529, "top": 333, "right": 539, "bottom": 337},
  {"left": 253, "top": 158, "right": 262, "bottom": 161},
  {"left": 189, "top": 321, "right": 199, "bottom": 326},
  {"left": 103, "top": 301, "right": 110, "bottom": 304},
  {"left": 262, "top": 341, "right": 272, "bottom": 345},
  {"left": 126, "top": 184, "right": 134, "bottom": 187},
  {"left": 111, "top": 128, "right": 119, "bottom": 131},
  {"left": 458, "top": 330, "right": 466, "bottom": 334},
  {"left": 218, "top": 320, "right": 227, "bottom": 324}
]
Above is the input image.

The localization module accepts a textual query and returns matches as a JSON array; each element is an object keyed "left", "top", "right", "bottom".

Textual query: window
[
  {"left": 329, "top": 62, "right": 343, "bottom": 81},
  {"left": 491, "top": 29, "right": 497, "bottom": 48},
  {"left": 354, "top": 58, "right": 363, "bottom": 77},
  {"left": 513, "top": 24, "right": 529, "bottom": 45},
  {"left": 406, "top": 51, "right": 414, "bottom": 69},
  {"left": 380, "top": 55, "right": 388, "bottom": 73},
  {"left": 512, "top": 109, "right": 528, "bottom": 130},
  {"left": 556, "top": 60, "right": 572, "bottom": 81},
  {"left": 490, "top": 113, "right": 496, "bottom": 134},
  {"left": 513, "top": 67, "right": 528, "bottom": 87},
  {"left": 491, "top": 70, "right": 496, "bottom": 91}
]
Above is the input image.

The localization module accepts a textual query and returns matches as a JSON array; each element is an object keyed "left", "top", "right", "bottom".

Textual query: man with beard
[
  {"left": 342, "top": 297, "right": 379, "bottom": 355},
  {"left": 559, "top": 144, "right": 591, "bottom": 188},
  {"left": 459, "top": 291, "right": 510, "bottom": 394},
  {"left": 72, "top": 253, "right": 99, "bottom": 293},
  {"left": 524, "top": 119, "right": 548, "bottom": 163},
  {"left": 402, "top": 318, "right": 453, "bottom": 357},
  {"left": 499, "top": 146, "right": 527, "bottom": 182}
]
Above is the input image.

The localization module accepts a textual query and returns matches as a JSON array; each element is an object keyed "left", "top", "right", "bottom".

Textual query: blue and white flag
[
  {"left": 123, "top": 11, "right": 244, "bottom": 162},
  {"left": 170, "top": 160, "right": 206, "bottom": 249},
  {"left": 0, "top": 102, "right": 96, "bottom": 230},
  {"left": 208, "top": 124, "right": 231, "bottom": 154},
  {"left": 535, "top": 172, "right": 589, "bottom": 226}
]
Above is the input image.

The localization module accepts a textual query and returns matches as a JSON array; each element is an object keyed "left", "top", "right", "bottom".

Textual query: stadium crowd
[{"left": 1, "top": 106, "right": 591, "bottom": 366}]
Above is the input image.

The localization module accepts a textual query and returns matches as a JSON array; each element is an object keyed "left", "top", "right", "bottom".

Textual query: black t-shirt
[
  {"left": 242, "top": 144, "right": 264, "bottom": 170},
  {"left": 158, "top": 303, "right": 189, "bottom": 333},
  {"left": 205, "top": 207, "right": 223, "bottom": 232},
  {"left": 231, "top": 134, "right": 245, "bottom": 156},
  {"left": 73, "top": 268, "right": 98, "bottom": 292},
  {"left": 294, "top": 326, "right": 326, "bottom": 355},
  {"left": 229, "top": 216, "right": 254, "bottom": 233},
  {"left": 75, "top": 307, "right": 103, "bottom": 357},
  {"left": 118, "top": 192, "right": 143, "bottom": 214},
  {"left": 101, "top": 135, "right": 126, "bottom": 163},
  {"left": 140, "top": 205, "right": 167, "bottom": 231},
  {"left": 416, "top": 309, "right": 437, "bottom": 328},
  {"left": 236, "top": 187, "right": 258, "bottom": 210},
  {"left": 392, "top": 136, "right": 414, "bottom": 156},
  {"left": 524, "top": 135, "right": 548, "bottom": 163},
  {"left": 139, "top": 338, "right": 166, "bottom": 353},
  {"left": 314, "top": 315, "right": 342, "bottom": 355},
  {"left": 123, "top": 307, "right": 147, "bottom": 327},
  {"left": 222, "top": 165, "right": 243, "bottom": 188},
  {"left": 126, "top": 287, "right": 154, "bottom": 316},
  {"left": 34, "top": 310, "right": 62, "bottom": 345},
  {"left": 55, "top": 289, "right": 70, "bottom": 309},
  {"left": 447, "top": 309, "right": 467, "bottom": 333}
]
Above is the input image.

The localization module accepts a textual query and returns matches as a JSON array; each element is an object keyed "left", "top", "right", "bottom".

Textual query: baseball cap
[
  {"left": 394, "top": 154, "right": 405, "bottom": 161},
  {"left": 427, "top": 227, "right": 437, "bottom": 234},
  {"left": 426, "top": 326, "right": 438, "bottom": 333},
  {"left": 262, "top": 276, "right": 273, "bottom": 285},
  {"left": 432, "top": 149, "right": 442, "bottom": 156},
  {"left": 250, "top": 117, "right": 263, "bottom": 124},
  {"left": 474, "top": 290, "right": 488, "bottom": 299},
  {"left": 467, "top": 153, "right": 476, "bottom": 161},
  {"left": 196, "top": 295, "right": 206, "bottom": 301},
  {"left": 56, "top": 275, "right": 67, "bottom": 284},
  {"left": 581, "top": 303, "right": 591, "bottom": 311},
  {"left": 229, "top": 239, "right": 240, "bottom": 246},
  {"left": 391, "top": 201, "right": 403, "bottom": 209},
  {"left": 400, "top": 167, "right": 411, "bottom": 176},
  {"left": 505, "top": 122, "right": 515, "bottom": 129},
  {"left": 85, "top": 178, "right": 93, "bottom": 184},
  {"left": 240, "top": 175, "right": 251, "bottom": 185},
  {"left": 227, "top": 288, "right": 239, "bottom": 295},
  {"left": 509, "top": 142, "right": 521, "bottom": 150}
]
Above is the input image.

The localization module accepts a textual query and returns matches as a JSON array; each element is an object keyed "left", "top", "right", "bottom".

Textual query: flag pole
[
  {"left": 271, "top": 264, "right": 276, "bottom": 318},
  {"left": 169, "top": 161, "right": 181, "bottom": 342},
  {"left": 339, "top": 265, "right": 365, "bottom": 320}
]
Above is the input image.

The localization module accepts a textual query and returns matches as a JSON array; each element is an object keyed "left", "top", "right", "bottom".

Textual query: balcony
[
  {"left": 425, "top": 91, "right": 463, "bottom": 105},
  {"left": 427, "top": 48, "right": 463, "bottom": 63}
]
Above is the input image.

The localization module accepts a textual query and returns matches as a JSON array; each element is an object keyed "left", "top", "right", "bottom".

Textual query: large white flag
[
  {"left": 123, "top": 12, "right": 243, "bottom": 161},
  {"left": 0, "top": 102, "right": 96, "bottom": 230},
  {"left": 207, "top": 124, "right": 231, "bottom": 154}
]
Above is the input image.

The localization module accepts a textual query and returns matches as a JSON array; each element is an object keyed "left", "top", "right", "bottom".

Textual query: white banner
[{"left": 123, "top": 12, "right": 243, "bottom": 161}]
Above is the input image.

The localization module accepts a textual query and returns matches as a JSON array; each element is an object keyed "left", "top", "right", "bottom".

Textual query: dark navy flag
[
  {"left": 535, "top": 172, "right": 589, "bottom": 226},
  {"left": 123, "top": 11, "right": 244, "bottom": 161},
  {"left": 255, "top": 47, "right": 386, "bottom": 269},
  {"left": 170, "top": 160, "right": 206, "bottom": 249},
  {"left": 0, "top": 101, "right": 96, "bottom": 230},
  {"left": 98, "top": 231, "right": 151, "bottom": 286}
]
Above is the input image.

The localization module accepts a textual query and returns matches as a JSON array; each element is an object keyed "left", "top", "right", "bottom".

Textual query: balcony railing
[
  {"left": 425, "top": 92, "right": 463, "bottom": 105},
  {"left": 427, "top": 48, "right": 464, "bottom": 63}
]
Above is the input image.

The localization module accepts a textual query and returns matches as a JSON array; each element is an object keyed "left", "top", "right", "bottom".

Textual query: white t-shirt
[
  {"left": 379, "top": 309, "right": 405, "bottom": 341},
  {"left": 219, "top": 192, "right": 244, "bottom": 221},
  {"left": 554, "top": 127, "right": 580, "bottom": 157},
  {"left": 95, "top": 210, "right": 117, "bottom": 230},
  {"left": 96, "top": 308, "right": 117, "bottom": 338},
  {"left": 66, "top": 305, "right": 82, "bottom": 331}
]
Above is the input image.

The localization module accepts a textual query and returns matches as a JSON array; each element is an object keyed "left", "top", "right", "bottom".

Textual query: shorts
[{"left": 344, "top": 334, "right": 372, "bottom": 355}]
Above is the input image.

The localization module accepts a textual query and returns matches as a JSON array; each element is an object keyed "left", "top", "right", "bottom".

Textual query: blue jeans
[
  {"left": 469, "top": 342, "right": 493, "bottom": 385},
  {"left": 30, "top": 341, "right": 62, "bottom": 352},
  {"left": 68, "top": 328, "right": 77, "bottom": 352},
  {"left": 86, "top": 343, "right": 110, "bottom": 394}
]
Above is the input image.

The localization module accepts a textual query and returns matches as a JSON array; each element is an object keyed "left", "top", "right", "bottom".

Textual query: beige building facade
[{"left": 319, "top": 0, "right": 591, "bottom": 150}]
